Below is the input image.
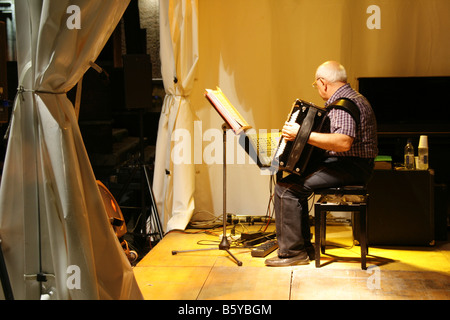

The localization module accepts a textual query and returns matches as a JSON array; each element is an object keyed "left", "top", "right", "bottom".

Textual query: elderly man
[{"left": 265, "top": 61, "right": 378, "bottom": 267}]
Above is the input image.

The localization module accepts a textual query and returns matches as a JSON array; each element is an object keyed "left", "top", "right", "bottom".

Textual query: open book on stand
[
  {"left": 204, "top": 87, "right": 252, "bottom": 134},
  {"left": 204, "top": 87, "right": 281, "bottom": 168}
]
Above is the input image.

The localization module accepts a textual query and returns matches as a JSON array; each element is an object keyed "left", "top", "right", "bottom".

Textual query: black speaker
[
  {"left": 0, "top": 21, "right": 8, "bottom": 101},
  {"left": 122, "top": 54, "right": 153, "bottom": 110},
  {"left": 367, "top": 170, "right": 435, "bottom": 246}
]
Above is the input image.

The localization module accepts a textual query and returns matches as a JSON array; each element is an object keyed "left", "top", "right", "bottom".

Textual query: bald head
[
  {"left": 315, "top": 61, "right": 347, "bottom": 84},
  {"left": 313, "top": 61, "right": 348, "bottom": 101}
]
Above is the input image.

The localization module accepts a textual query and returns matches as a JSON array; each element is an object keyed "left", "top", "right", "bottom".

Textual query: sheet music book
[
  {"left": 205, "top": 87, "right": 281, "bottom": 168},
  {"left": 204, "top": 87, "right": 252, "bottom": 134}
]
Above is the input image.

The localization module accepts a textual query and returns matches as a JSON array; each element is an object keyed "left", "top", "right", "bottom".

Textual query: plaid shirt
[{"left": 325, "top": 84, "right": 378, "bottom": 158}]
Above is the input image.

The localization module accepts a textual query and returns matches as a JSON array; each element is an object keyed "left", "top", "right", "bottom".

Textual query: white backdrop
[
  {"left": 156, "top": 0, "right": 450, "bottom": 227},
  {"left": 153, "top": 0, "right": 198, "bottom": 232}
]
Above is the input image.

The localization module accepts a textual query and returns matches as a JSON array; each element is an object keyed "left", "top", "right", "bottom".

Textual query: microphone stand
[{"left": 171, "top": 123, "right": 242, "bottom": 266}]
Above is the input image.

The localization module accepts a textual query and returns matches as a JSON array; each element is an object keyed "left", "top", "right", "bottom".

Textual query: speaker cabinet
[
  {"left": 367, "top": 170, "right": 434, "bottom": 246},
  {"left": 0, "top": 21, "right": 8, "bottom": 102},
  {"left": 122, "top": 54, "right": 153, "bottom": 110}
]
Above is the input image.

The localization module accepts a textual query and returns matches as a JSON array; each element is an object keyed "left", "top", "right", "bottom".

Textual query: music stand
[{"left": 171, "top": 123, "right": 243, "bottom": 266}]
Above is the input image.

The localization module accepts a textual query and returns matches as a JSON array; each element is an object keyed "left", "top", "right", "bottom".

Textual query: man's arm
[
  {"left": 281, "top": 122, "right": 354, "bottom": 152},
  {"left": 308, "top": 132, "right": 354, "bottom": 152}
]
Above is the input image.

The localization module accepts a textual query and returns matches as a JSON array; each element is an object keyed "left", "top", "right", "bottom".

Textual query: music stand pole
[
  {"left": 218, "top": 123, "right": 242, "bottom": 265},
  {"left": 171, "top": 123, "right": 242, "bottom": 266}
]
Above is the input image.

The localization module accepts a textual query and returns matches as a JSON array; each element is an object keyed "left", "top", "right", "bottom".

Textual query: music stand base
[{"left": 171, "top": 245, "right": 243, "bottom": 267}]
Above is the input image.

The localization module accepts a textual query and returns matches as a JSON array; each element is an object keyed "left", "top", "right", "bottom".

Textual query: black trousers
[{"left": 274, "top": 156, "right": 374, "bottom": 258}]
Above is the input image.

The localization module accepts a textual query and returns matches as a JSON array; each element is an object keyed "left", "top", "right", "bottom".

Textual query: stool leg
[
  {"left": 314, "top": 203, "right": 321, "bottom": 268},
  {"left": 360, "top": 205, "right": 367, "bottom": 270},
  {"left": 366, "top": 197, "right": 369, "bottom": 256},
  {"left": 320, "top": 212, "right": 327, "bottom": 254}
]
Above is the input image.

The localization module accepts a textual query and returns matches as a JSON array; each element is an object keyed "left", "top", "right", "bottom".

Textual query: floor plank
[
  {"left": 133, "top": 266, "right": 212, "bottom": 300},
  {"left": 197, "top": 266, "right": 292, "bottom": 300},
  {"left": 133, "top": 224, "right": 450, "bottom": 300}
]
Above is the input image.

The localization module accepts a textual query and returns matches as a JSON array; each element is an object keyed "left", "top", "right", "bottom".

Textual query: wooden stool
[{"left": 314, "top": 185, "right": 369, "bottom": 270}]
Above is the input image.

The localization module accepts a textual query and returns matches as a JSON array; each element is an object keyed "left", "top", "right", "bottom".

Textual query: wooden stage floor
[{"left": 133, "top": 223, "right": 450, "bottom": 300}]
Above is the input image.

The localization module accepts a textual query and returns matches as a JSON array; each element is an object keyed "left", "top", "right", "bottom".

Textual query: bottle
[
  {"left": 418, "top": 135, "right": 429, "bottom": 170},
  {"left": 404, "top": 139, "right": 415, "bottom": 170}
]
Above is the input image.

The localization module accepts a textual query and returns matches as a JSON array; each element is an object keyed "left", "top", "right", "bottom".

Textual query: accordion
[
  {"left": 273, "top": 98, "right": 359, "bottom": 176},
  {"left": 273, "top": 99, "right": 328, "bottom": 175}
]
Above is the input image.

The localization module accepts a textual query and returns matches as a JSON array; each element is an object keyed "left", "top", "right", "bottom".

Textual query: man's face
[{"left": 313, "top": 77, "right": 328, "bottom": 100}]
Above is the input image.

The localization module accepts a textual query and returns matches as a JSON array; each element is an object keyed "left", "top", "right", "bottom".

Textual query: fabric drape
[
  {"left": 153, "top": 0, "right": 199, "bottom": 232},
  {"left": 0, "top": 0, "right": 142, "bottom": 300}
]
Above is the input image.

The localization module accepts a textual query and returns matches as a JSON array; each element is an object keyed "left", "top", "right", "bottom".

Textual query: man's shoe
[
  {"left": 305, "top": 245, "right": 315, "bottom": 261},
  {"left": 265, "top": 251, "right": 310, "bottom": 267}
]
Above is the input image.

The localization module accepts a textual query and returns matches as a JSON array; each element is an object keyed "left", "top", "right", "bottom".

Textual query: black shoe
[
  {"left": 305, "top": 245, "right": 315, "bottom": 261},
  {"left": 265, "top": 250, "right": 310, "bottom": 267}
]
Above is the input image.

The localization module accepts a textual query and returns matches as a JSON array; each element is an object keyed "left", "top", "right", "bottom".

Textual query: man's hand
[{"left": 281, "top": 122, "right": 300, "bottom": 141}]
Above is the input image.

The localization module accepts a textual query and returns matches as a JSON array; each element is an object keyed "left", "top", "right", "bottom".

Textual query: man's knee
[{"left": 275, "top": 181, "right": 312, "bottom": 200}]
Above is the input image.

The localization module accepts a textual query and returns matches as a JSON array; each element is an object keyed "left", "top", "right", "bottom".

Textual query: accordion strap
[{"left": 328, "top": 98, "right": 360, "bottom": 126}]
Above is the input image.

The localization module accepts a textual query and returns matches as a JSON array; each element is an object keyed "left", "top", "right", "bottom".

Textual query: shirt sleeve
[{"left": 329, "top": 109, "right": 356, "bottom": 138}]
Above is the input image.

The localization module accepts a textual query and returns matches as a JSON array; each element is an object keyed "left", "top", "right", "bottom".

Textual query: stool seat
[
  {"left": 314, "top": 185, "right": 369, "bottom": 270},
  {"left": 316, "top": 185, "right": 367, "bottom": 195}
]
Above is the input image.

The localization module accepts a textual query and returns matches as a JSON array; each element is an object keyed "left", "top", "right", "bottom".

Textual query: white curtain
[
  {"left": 0, "top": 0, "right": 142, "bottom": 300},
  {"left": 153, "top": 0, "right": 198, "bottom": 232}
]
